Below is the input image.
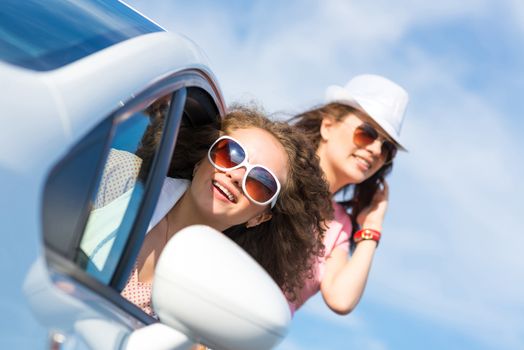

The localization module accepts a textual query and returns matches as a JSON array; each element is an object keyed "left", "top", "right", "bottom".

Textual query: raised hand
[{"left": 356, "top": 180, "right": 389, "bottom": 231}]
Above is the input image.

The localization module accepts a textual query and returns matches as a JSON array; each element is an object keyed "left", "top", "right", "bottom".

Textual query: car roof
[{"left": 0, "top": 31, "right": 223, "bottom": 179}]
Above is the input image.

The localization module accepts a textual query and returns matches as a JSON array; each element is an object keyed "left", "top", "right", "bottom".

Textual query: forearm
[{"left": 321, "top": 240, "right": 377, "bottom": 314}]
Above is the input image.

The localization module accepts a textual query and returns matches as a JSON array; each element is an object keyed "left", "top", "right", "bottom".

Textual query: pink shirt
[
  {"left": 121, "top": 262, "right": 156, "bottom": 318},
  {"left": 121, "top": 178, "right": 189, "bottom": 316},
  {"left": 289, "top": 201, "right": 352, "bottom": 314}
]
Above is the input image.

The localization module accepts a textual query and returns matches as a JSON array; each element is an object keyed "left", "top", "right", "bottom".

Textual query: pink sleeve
[
  {"left": 288, "top": 202, "right": 353, "bottom": 314},
  {"left": 315, "top": 202, "right": 352, "bottom": 282},
  {"left": 325, "top": 202, "right": 352, "bottom": 255}
]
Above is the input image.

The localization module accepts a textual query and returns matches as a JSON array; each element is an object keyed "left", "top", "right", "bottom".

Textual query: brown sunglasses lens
[
  {"left": 353, "top": 124, "right": 378, "bottom": 147},
  {"left": 381, "top": 141, "right": 397, "bottom": 163},
  {"left": 210, "top": 139, "right": 246, "bottom": 168},
  {"left": 354, "top": 124, "right": 397, "bottom": 163},
  {"left": 245, "top": 166, "right": 279, "bottom": 203}
]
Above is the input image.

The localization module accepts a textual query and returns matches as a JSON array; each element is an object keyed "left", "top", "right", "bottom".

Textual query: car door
[{"left": 29, "top": 75, "right": 224, "bottom": 349}]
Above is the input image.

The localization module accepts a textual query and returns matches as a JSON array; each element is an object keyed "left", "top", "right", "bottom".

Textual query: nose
[
  {"left": 225, "top": 166, "right": 246, "bottom": 188},
  {"left": 366, "top": 138, "right": 383, "bottom": 158}
]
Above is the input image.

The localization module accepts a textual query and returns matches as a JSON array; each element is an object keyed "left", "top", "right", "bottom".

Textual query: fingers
[
  {"left": 381, "top": 180, "right": 389, "bottom": 197},
  {"left": 372, "top": 180, "right": 389, "bottom": 204}
]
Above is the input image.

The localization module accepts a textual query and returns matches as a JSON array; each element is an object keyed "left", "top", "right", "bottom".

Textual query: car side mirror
[{"left": 152, "top": 225, "right": 291, "bottom": 349}]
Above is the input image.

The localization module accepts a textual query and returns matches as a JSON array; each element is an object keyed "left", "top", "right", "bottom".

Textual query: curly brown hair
[
  {"left": 219, "top": 106, "right": 332, "bottom": 302},
  {"left": 290, "top": 102, "right": 393, "bottom": 236},
  {"left": 138, "top": 101, "right": 332, "bottom": 302}
]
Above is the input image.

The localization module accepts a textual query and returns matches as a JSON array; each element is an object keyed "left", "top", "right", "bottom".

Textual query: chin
[{"left": 341, "top": 168, "right": 368, "bottom": 185}]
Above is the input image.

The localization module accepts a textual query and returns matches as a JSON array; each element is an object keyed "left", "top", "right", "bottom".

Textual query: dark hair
[
  {"left": 290, "top": 102, "right": 393, "bottom": 235},
  {"left": 139, "top": 102, "right": 332, "bottom": 302},
  {"left": 135, "top": 97, "right": 171, "bottom": 181},
  {"left": 136, "top": 97, "right": 220, "bottom": 180}
]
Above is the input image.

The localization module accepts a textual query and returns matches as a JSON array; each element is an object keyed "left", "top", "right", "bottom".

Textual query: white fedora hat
[{"left": 325, "top": 74, "right": 409, "bottom": 151}]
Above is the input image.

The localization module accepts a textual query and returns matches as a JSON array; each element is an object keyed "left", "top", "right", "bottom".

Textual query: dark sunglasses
[
  {"left": 353, "top": 123, "right": 397, "bottom": 163},
  {"left": 207, "top": 136, "right": 281, "bottom": 208}
]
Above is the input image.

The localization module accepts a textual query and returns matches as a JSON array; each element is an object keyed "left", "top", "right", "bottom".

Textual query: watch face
[{"left": 354, "top": 229, "right": 381, "bottom": 244}]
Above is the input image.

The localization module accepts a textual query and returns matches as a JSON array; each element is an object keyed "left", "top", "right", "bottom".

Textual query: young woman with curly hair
[
  {"left": 121, "top": 103, "right": 332, "bottom": 317},
  {"left": 289, "top": 74, "right": 409, "bottom": 315}
]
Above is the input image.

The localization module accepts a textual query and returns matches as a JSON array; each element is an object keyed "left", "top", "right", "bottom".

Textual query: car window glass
[
  {"left": 0, "top": 0, "right": 162, "bottom": 71},
  {"left": 76, "top": 95, "right": 171, "bottom": 284}
]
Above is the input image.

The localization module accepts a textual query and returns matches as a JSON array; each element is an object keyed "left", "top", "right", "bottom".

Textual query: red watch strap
[{"left": 353, "top": 228, "right": 381, "bottom": 246}]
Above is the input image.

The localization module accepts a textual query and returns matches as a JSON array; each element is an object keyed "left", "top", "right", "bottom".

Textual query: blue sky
[{"left": 126, "top": 1, "right": 524, "bottom": 349}]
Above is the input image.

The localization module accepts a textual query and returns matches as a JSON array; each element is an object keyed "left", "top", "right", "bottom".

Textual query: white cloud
[
  {"left": 279, "top": 294, "right": 390, "bottom": 350},
  {"left": 362, "top": 44, "right": 524, "bottom": 348},
  {"left": 507, "top": 0, "right": 524, "bottom": 33},
  {"left": 126, "top": 0, "right": 499, "bottom": 112}
]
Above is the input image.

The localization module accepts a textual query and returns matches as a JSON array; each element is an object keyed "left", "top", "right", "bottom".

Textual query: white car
[{"left": 0, "top": 1, "right": 290, "bottom": 349}]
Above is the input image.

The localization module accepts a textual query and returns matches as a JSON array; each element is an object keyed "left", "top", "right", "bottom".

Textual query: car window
[
  {"left": 75, "top": 96, "right": 172, "bottom": 284},
  {"left": 0, "top": 0, "right": 162, "bottom": 71},
  {"left": 42, "top": 76, "right": 223, "bottom": 323}
]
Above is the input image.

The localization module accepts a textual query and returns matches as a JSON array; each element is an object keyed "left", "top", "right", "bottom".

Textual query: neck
[
  {"left": 166, "top": 190, "right": 227, "bottom": 240},
  {"left": 317, "top": 146, "right": 342, "bottom": 195}
]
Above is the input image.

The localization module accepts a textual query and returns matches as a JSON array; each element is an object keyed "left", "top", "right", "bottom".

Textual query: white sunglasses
[{"left": 207, "top": 136, "right": 281, "bottom": 208}]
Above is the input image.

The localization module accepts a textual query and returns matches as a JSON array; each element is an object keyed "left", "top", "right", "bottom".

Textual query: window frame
[{"left": 43, "top": 69, "right": 224, "bottom": 325}]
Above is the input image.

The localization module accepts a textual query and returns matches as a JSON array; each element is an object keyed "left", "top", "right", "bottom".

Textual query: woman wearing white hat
[{"left": 290, "top": 74, "right": 409, "bottom": 315}]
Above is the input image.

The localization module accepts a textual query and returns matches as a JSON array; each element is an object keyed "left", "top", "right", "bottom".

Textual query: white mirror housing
[{"left": 152, "top": 225, "right": 291, "bottom": 350}]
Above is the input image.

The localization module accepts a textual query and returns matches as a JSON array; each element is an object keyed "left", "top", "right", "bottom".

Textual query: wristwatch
[{"left": 353, "top": 228, "right": 381, "bottom": 246}]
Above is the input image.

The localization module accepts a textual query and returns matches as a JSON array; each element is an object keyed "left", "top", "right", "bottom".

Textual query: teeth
[
  {"left": 213, "top": 181, "right": 235, "bottom": 202},
  {"left": 355, "top": 155, "right": 371, "bottom": 168}
]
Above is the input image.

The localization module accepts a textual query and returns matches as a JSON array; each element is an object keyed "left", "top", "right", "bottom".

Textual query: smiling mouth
[
  {"left": 212, "top": 180, "right": 237, "bottom": 203},
  {"left": 353, "top": 155, "right": 371, "bottom": 170}
]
